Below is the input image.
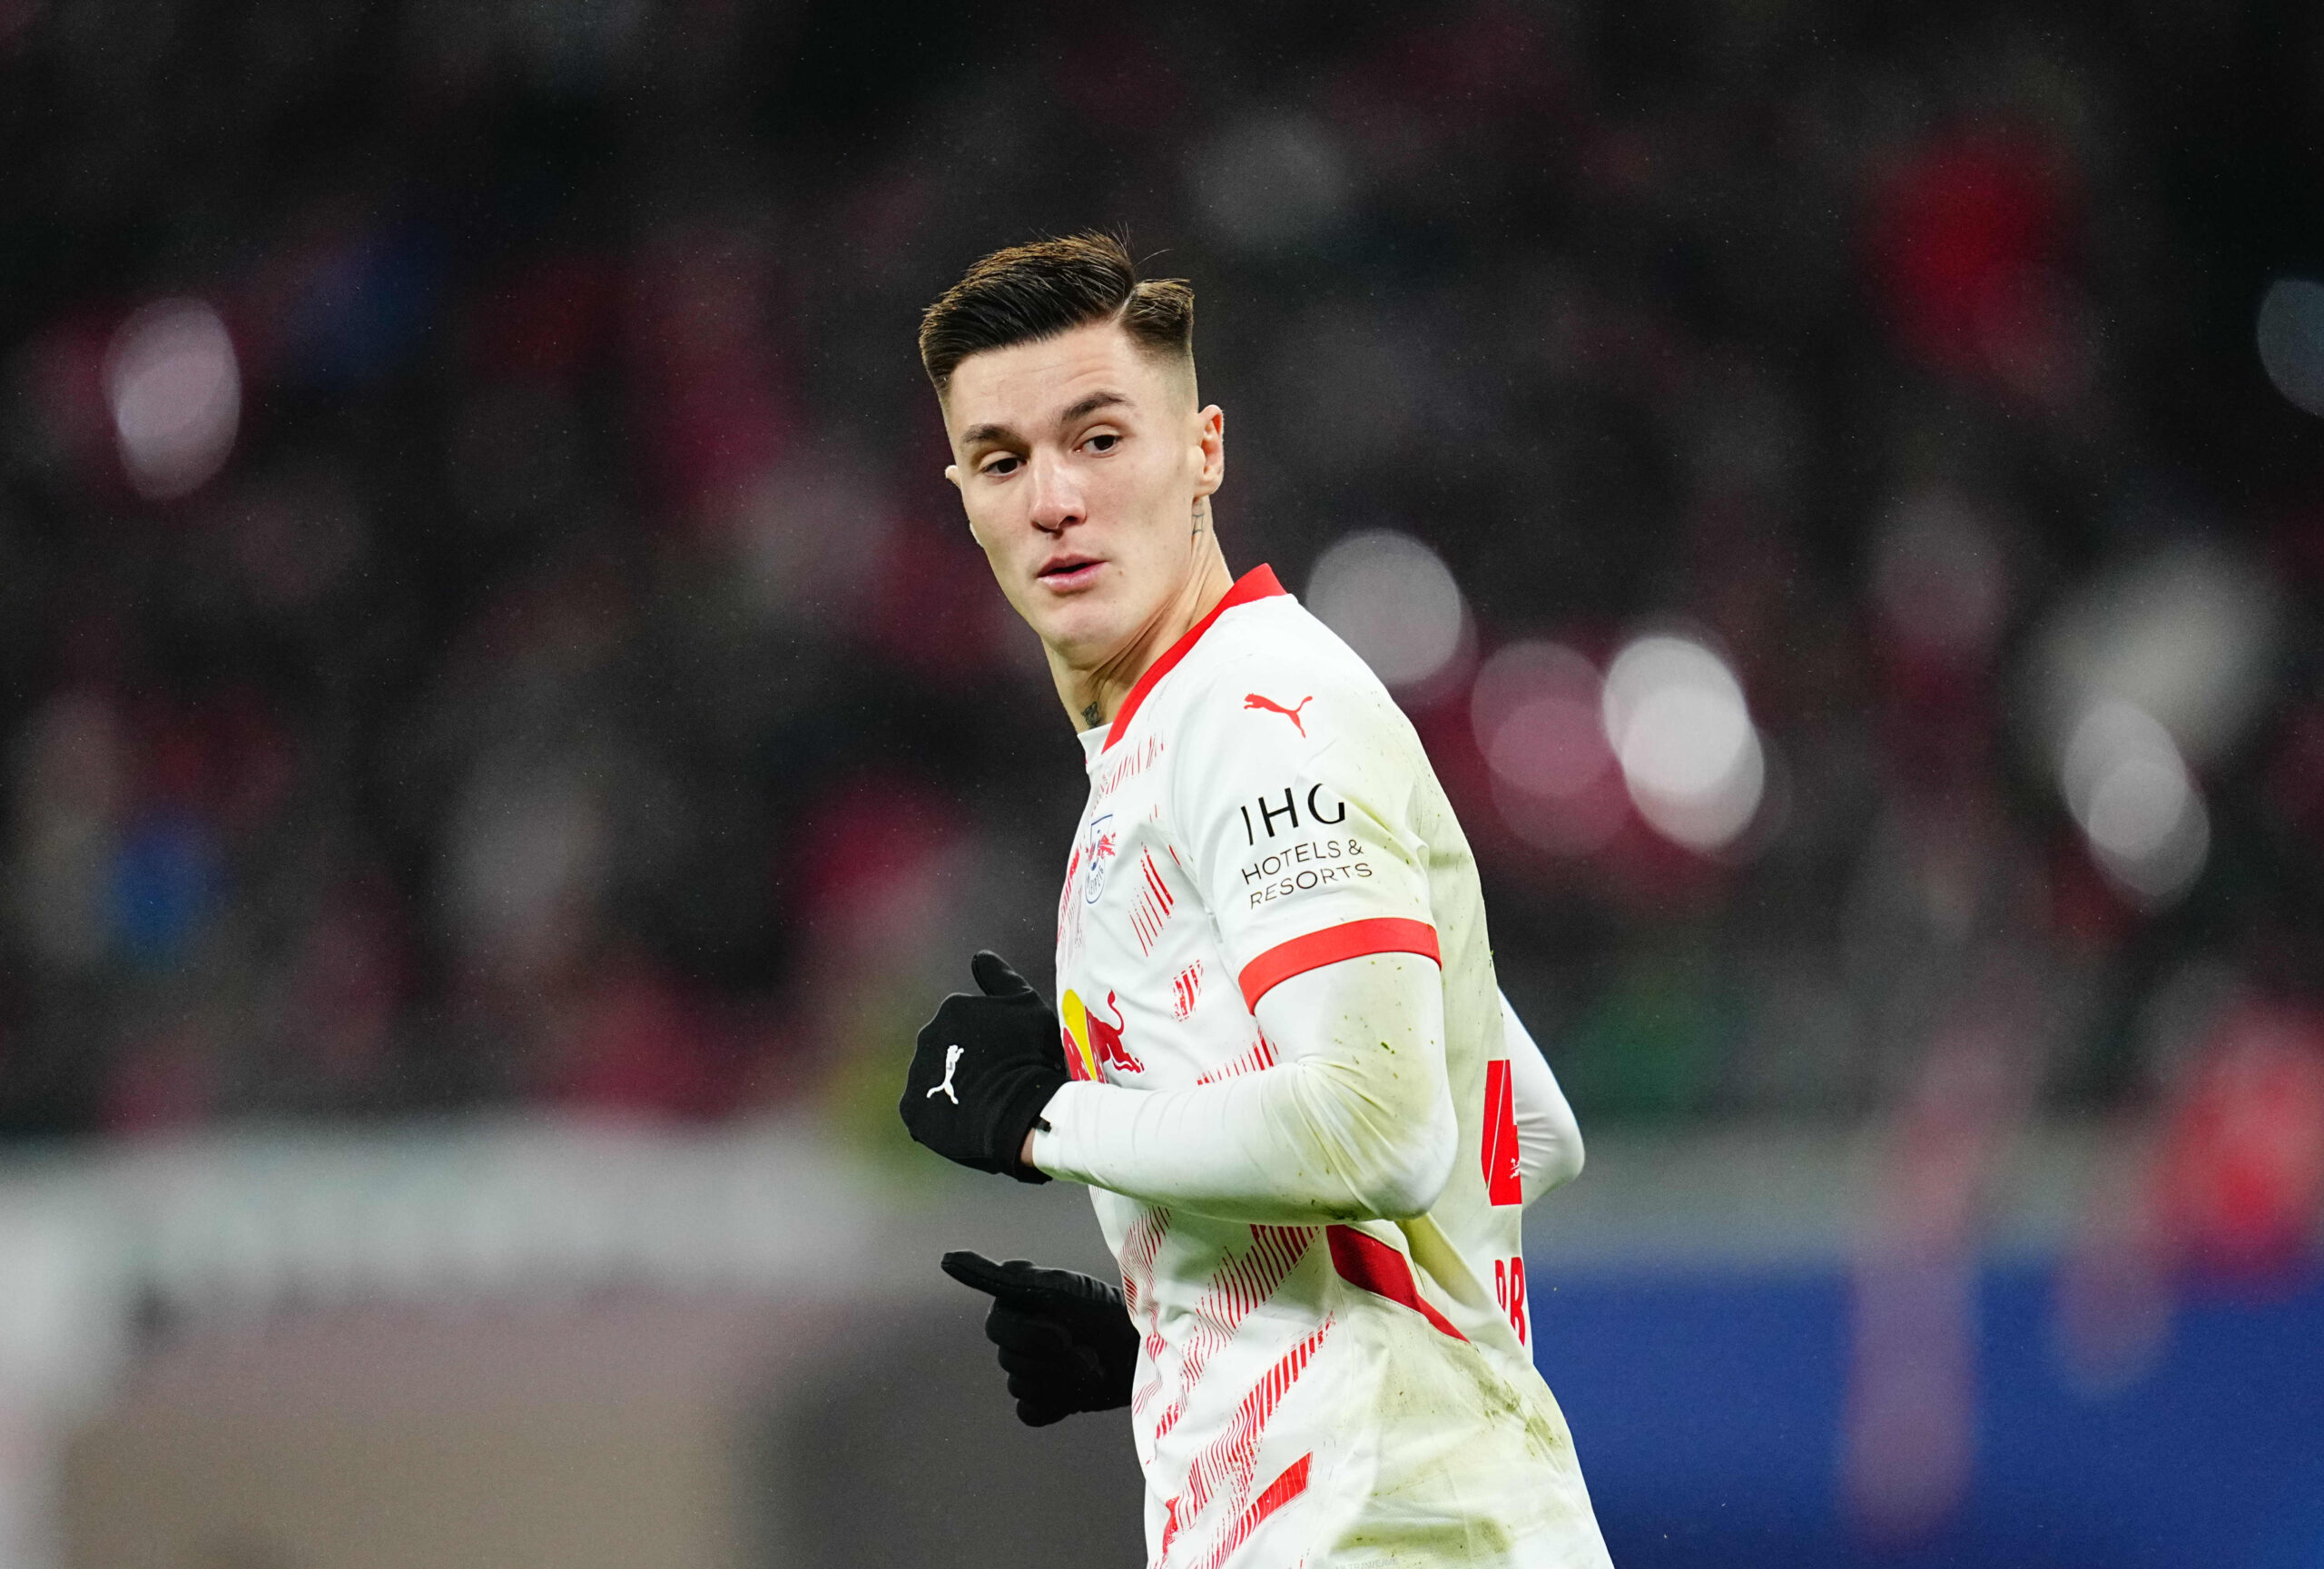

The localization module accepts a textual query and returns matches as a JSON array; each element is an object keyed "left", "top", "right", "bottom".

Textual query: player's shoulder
[{"left": 1168, "top": 596, "right": 1413, "bottom": 754}]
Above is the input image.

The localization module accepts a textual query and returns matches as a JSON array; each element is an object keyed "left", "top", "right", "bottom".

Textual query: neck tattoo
[{"left": 1082, "top": 701, "right": 1104, "bottom": 727}]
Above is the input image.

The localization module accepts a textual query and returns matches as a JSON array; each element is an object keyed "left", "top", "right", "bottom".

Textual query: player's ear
[
  {"left": 1195, "top": 405, "right": 1225, "bottom": 498},
  {"left": 945, "top": 463, "right": 962, "bottom": 491}
]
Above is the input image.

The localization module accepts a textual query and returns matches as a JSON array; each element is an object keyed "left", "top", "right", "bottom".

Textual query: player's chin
[{"left": 1025, "top": 596, "right": 1126, "bottom": 659}]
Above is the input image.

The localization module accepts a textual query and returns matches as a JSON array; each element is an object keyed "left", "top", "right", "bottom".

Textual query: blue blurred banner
[{"left": 1541, "top": 1261, "right": 2324, "bottom": 1569}]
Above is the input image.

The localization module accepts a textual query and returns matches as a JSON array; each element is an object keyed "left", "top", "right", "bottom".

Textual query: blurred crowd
[{"left": 2, "top": 0, "right": 2321, "bottom": 1176}]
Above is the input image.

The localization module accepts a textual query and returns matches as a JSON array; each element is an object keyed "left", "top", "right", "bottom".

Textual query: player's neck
[{"left": 1052, "top": 538, "right": 1234, "bottom": 735}]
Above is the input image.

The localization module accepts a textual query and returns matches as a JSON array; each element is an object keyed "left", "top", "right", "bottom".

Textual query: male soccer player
[{"left": 899, "top": 234, "right": 1614, "bottom": 1568}]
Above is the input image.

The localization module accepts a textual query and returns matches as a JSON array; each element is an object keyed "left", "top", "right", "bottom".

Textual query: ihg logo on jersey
[
  {"left": 1236, "top": 784, "right": 1348, "bottom": 846},
  {"left": 1236, "top": 784, "right": 1371, "bottom": 909}
]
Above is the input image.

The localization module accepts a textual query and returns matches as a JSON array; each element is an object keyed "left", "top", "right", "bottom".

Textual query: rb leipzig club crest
[
  {"left": 1061, "top": 988, "right": 1144, "bottom": 1081},
  {"left": 1080, "top": 814, "right": 1118, "bottom": 903}
]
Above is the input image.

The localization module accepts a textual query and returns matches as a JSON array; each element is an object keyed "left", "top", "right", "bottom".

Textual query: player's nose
[{"left": 1025, "top": 451, "right": 1084, "bottom": 535}]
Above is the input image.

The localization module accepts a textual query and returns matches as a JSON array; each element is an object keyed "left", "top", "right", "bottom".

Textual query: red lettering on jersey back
[
  {"left": 1482, "top": 1058, "right": 1523, "bottom": 1207},
  {"left": 1494, "top": 1255, "right": 1530, "bottom": 1345}
]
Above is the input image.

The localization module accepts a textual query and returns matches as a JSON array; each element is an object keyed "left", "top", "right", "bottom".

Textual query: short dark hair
[{"left": 918, "top": 232, "right": 1195, "bottom": 396}]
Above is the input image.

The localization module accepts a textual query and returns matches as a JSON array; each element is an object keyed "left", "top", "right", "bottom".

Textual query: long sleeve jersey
[{"left": 1029, "top": 566, "right": 1613, "bottom": 1569}]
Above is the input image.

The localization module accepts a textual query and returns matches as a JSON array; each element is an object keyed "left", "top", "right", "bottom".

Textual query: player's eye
[
  {"left": 1085, "top": 431, "right": 1120, "bottom": 453},
  {"left": 981, "top": 455, "right": 1020, "bottom": 477}
]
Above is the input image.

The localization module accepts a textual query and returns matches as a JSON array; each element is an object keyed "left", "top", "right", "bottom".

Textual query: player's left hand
[
  {"left": 900, "top": 951, "right": 1068, "bottom": 1184},
  {"left": 940, "top": 1250, "right": 1139, "bottom": 1426}
]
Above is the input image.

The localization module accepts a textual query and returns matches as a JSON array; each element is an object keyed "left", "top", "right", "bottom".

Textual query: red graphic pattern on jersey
[
  {"left": 1131, "top": 851, "right": 1177, "bottom": 955},
  {"left": 1056, "top": 844, "right": 1082, "bottom": 944},
  {"left": 1196, "top": 1452, "right": 1312, "bottom": 1569},
  {"left": 1167, "top": 1317, "right": 1332, "bottom": 1564},
  {"left": 1119, "top": 1205, "right": 1176, "bottom": 1416},
  {"left": 1326, "top": 1225, "right": 1467, "bottom": 1342},
  {"left": 1136, "top": 1323, "right": 1171, "bottom": 1416},
  {"left": 1094, "top": 732, "right": 1165, "bottom": 800},
  {"left": 1482, "top": 1057, "right": 1523, "bottom": 1207},
  {"left": 1195, "top": 1033, "right": 1278, "bottom": 1085},
  {"left": 1119, "top": 1205, "right": 1174, "bottom": 1317},
  {"left": 1155, "top": 1225, "right": 1313, "bottom": 1444},
  {"left": 1171, "top": 961, "right": 1206, "bottom": 1021}
]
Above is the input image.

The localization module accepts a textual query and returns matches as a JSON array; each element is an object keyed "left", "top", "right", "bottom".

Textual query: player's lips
[{"left": 1035, "top": 554, "right": 1106, "bottom": 592}]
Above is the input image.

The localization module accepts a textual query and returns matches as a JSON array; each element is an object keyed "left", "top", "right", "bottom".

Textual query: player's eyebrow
[
  {"left": 1058, "top": 390, "right": 1131, "bottom": 424},
  {"left": 959, "top": 420, "right": 1020, "bottom": 449},
  {"left": 960, "top": 391, "right": 1131, "bottom": 454}
]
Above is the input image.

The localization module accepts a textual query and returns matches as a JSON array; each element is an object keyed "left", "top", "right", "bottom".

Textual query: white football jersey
[{"left": 1030, "top": 567, "right": 1613, "bottom": 1568}]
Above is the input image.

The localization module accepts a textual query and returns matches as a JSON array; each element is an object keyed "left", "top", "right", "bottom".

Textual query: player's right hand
[
  {"left": 940, "top": 1250, "right": 1141, "bottom": 1426},
  {"left": 900, "top": 952, "right": 1068, "bottom": 1184}
]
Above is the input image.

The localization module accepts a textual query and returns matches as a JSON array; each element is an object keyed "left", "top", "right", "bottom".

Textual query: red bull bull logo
[{"left": 1060, "top": 988, "right": 1144, "bottom": 1081}]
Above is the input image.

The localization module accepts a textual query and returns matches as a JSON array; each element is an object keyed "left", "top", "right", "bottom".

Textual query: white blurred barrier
[
  {"left": 0, "top": 1117, "right": 900, "bottom": 1569},
  {"left": 0, "top": 1119, "right": 2161, "bottom": 1568}
]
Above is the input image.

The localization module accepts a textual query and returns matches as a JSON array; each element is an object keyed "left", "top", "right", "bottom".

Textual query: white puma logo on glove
[{"left": 927, "top": 1043, "right": 963, "bottom": 1103}]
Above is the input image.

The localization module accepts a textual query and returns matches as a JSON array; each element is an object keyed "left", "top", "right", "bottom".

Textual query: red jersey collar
[{"left": 1102, "top": 565, "right": 1288, "bottom": 752}]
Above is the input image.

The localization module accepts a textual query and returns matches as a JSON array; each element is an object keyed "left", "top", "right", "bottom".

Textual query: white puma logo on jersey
[{"left": 927, "top": 1043, "right": 963, "bottom": 1103}]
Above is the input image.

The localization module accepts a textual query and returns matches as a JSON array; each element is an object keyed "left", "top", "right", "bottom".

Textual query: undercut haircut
[{"left": 918, "top": 232, "right": 1195, "bottom": 397}]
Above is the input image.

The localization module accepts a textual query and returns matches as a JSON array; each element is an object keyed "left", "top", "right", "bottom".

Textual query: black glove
[
  {"left": 900, "top": 952, "right": 1068, "bottom": 1184},
  {"left": 940, "top": 1250, "right": 1141, "bottom": 1426}
]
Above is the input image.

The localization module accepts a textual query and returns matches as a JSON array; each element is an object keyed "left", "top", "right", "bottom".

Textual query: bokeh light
[
  {"left": 2031, "top": 543, "right": 2281, "bottom": 772},
  {"left": 2160, "top": 1002, "right": 2324, "bottom": 1274},
  {"left": 1600, "top": 634, "right": 1765, "bottom": 853},
  {"left": 2061, "top": 699, "right": 2208, "bottom": 904},
  {"left": 103, "top": 299, "right": 241, "bottom": 500},
  {"left": 1470, "top": 641, "right": 1625, "bottom": 854},
  {"left": 2255, "top": 276, "right": 2324, "bottom": 419},
  {"left": 1306, "top": 529, "right": 1469, "bottom": 694}
]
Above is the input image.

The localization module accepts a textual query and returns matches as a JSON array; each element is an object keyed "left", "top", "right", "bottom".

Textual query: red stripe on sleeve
[
  {"left": 1236, "top": 917, "right": 1441, "bottom": 1010},
  {"left": 1326, "top": 1225, "right": 1465, "bottom": 1342}
]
